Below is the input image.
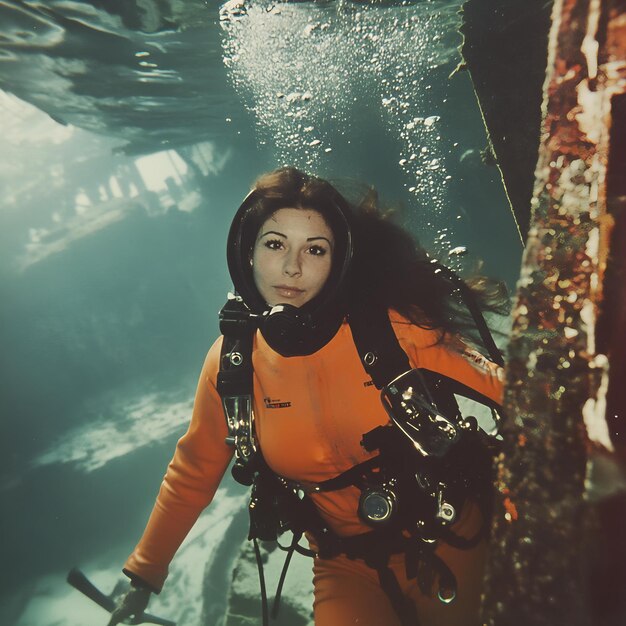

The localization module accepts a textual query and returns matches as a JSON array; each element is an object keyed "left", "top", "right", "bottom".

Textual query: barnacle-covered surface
[{"left": 481, "top": 1, "right": 626, "bottom": 624}]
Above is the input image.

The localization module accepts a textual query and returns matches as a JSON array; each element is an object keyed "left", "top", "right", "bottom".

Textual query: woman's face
[{"left": 252, "top": 207, "right": 334, "bottom": 308}]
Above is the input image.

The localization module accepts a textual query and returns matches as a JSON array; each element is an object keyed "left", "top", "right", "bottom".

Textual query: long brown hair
[{"left": 248, "top": 167, "right": 510, "bottom": 351}]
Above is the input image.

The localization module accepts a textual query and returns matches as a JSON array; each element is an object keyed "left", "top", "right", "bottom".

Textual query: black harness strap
[
  {"left": 300, "top": 456, "right": 382, "bottom": 493},
  {"left": 348, "top": 304, "right": 468, "bottom": 453},
  {"left": 375, "top": 561, "right": 420, "bottom": 626},
  {"left": 348, "top": 304, "right": 410, "bottom": 389},
  {"left": 217, "top": 295, "right": 258, "bottom": 480},
  {"left": 217, "top": 295, "right": 255, "bottom": 398},
  {"left": 432, "top": 262, "right": 505, "bottom": 367},
  {"left": 404, "top": 542, "right": 458, "bottom": 605}
]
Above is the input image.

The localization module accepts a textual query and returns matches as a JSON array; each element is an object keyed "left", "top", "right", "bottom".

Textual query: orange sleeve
[
  {"left": 123, "top": 337, "right": 234, "bottom": 592},
  {"left": 391, "top": 312, "right": 505, "bottom": 406}
]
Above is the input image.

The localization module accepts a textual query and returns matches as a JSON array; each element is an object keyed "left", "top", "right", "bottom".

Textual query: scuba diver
[{"left": 111, "top": 167, "right": 509, "bottom": 626}]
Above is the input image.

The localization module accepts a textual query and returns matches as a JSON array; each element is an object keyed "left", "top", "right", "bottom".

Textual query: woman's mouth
[{"left": 273, "top": 285, "right": 305, "bottom": 299}]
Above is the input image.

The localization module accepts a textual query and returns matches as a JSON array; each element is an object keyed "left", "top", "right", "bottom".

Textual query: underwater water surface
[{"left": 0, "top": 1, "right": 522, "bottom": 624}]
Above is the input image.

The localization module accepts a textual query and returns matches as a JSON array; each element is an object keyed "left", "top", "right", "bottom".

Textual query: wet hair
[
  {"left": 240, "top": 167, "right": 349, "bottom": 260},
  {"left": 346, "top": 188, "right": 510, "bottom": 349},
  {"left": 247, "top": 166, "right": 510, "bottom": 351}
]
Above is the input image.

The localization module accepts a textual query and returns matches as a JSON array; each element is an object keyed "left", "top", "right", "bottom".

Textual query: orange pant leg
[
  {"left": 311, "top": 502, "right": 487, "bottom": 626},
  {"left": 313, "top": 553, "right": 403, "bottom": 626}
]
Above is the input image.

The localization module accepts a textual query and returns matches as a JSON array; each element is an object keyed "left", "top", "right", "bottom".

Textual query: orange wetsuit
[{"left": 124, "top": 311, "right": 504, "bottom": 625}]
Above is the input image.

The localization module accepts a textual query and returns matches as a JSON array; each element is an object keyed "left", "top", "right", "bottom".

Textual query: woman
[{"left": 112, "top": 167, "right": 508, "bottom": 626}]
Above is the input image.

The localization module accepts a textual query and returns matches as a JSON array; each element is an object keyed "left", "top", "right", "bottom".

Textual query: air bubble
[{"left": 448, "top": 246, "right": 468, "bottom": 257}]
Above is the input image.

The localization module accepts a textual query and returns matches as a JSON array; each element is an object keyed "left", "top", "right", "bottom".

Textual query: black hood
[{"left": 225, "top": 188, "right": 354, "bottom": 356}]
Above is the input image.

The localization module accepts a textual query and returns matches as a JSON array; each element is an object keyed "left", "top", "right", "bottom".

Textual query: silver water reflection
[{"left": 0, "top": 0, "right": 238, "bottom": 149}]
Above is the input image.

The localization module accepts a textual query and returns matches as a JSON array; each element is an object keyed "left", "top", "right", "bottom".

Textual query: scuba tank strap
[
  {"left": 350, "top": 304, "right": 467, "bottom": 458},
  {"left": 217, "top": 293, "right": 259, "bottom": 482},
  {"left": 349, "top": 263, "right": 505, "bottom": 389},
  {"left": 373, "top": 560, "right": 420, "bottom": 626},
  {"left": 430, "top": 261, "right": 505, "bottom": 367},
  {"left": 348, "top": 305, "right": 410, "bottom": 390}
]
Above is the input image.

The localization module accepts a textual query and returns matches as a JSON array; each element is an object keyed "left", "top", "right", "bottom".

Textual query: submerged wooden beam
[{"left": 481, "top": 0, "right": 626, "bottom": 624}]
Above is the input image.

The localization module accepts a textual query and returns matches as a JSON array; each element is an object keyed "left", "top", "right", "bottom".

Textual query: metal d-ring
[
  {"left": 437, "top": 587, "right": 456, "bottom": 604},
  {"left": 364, "top": 351, "right": 377, "bottom": 366},
  {"left": 229, "top": 351, "right": 243, "bottom": 366}
]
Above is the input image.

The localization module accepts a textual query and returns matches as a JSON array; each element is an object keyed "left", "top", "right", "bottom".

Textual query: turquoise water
[{"left": 0, "top": 1, "right": 522, "bottom": 624}]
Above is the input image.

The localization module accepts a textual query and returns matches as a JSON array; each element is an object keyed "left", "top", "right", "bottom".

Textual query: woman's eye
[
  {"left": 264, "top": 239, "right": 284, "bottom": 250},
  {"left": 308, "top": 245, "right": 327, "bottom": 257}
]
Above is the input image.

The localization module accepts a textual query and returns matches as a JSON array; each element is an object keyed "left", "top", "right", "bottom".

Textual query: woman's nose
[{"left": 283, "top": 251, "right": 302, "bottom": 277}]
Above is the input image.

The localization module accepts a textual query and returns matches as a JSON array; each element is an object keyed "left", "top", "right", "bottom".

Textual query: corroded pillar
[{"left": 482, "top": 1, "right": 626, "bottom": 624}]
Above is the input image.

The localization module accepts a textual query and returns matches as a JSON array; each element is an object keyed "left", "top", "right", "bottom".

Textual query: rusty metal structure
[{"left": 478, "top": 1, "right": 626, "bottom": 624}]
